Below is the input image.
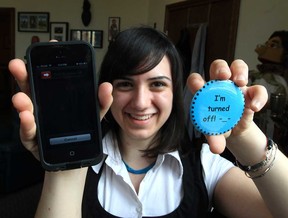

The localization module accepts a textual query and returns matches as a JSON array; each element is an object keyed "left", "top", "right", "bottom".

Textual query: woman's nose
[{"left": 131, "top": 87, "right": 151, "bottom": 110}]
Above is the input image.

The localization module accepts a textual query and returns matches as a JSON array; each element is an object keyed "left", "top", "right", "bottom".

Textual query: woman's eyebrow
[
  {"left": 114, "top": 76, "right": 133, "bottom": 81},
  {"left": 148, "top": 76, "right": 172, "bottom": 81},
  {"left": 115, "top": 76, "right": 172, "bottom": 81}
]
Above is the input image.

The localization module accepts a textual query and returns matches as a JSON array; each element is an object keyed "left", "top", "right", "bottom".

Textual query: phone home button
[{"left": 69, "top": 150, "right": 75, "bottom": 156}]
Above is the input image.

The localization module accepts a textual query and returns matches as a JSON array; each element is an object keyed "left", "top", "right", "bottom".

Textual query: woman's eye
[
  {"left": 114, "top": 81, "right": 133, "bottom": 90},
  {"left": 151, "top": 81, "right": 166, "bottom": 88}
]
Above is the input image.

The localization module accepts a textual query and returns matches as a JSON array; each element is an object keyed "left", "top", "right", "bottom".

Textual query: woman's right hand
[{"left": 8, "top": 58, "right": 113, "bottom": 160}]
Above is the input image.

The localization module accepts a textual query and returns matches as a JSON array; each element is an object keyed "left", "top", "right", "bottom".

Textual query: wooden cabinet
[{"left": 164, "top": 0, "right": 241, "bottom": 80}]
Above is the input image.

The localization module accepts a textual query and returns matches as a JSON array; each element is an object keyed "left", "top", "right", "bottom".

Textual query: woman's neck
[
  {"left": 118, "top": 133, "right": 156, "bottom": 169},
  {"left": 117, "top": 132, "right": 157, "bottom": 194}
]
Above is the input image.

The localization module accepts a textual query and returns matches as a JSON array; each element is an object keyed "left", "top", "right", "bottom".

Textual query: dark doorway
[
  {"left": 0, "top": 8, "right": 44, "bottom": 196},
  {"left": 0, "top": 7, "right": 15, "bottom": 139},
  {"left": 164, "top": 0, "right": 241, "bottom": 80}
]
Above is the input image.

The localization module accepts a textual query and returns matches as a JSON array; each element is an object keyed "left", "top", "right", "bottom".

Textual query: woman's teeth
[{"left": 129, "top": 114, "right": 153, "bottom": 120}]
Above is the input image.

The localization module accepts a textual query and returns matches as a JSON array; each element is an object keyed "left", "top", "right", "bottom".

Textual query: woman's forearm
[
  {"left": 35, "top": 167, "right": 88, "bottom": 218},
  {"left": 228, "top": 122, "right": 288, "bottom": 217},
  {"left": 253, "top": 150, "right": 288, "bottom": 217}
]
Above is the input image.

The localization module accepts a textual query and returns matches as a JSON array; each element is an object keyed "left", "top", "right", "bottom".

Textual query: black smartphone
[{"left": 26, "top": 41, "right": 102, "bottom": 171}]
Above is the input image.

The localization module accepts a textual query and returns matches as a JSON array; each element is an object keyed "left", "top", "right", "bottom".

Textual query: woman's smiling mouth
[{"left": 128, "top": 113, "right": 154, "bottom": 121}]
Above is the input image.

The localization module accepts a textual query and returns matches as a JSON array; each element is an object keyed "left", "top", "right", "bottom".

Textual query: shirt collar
[
  {"left": 92, "top": 132, "right": 183, "bottom": 178},
  {"left": 154, "top": 150, "right": 183, "bottom": 178}
]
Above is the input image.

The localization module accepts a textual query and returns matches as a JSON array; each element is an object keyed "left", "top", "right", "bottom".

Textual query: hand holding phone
[{"left": 25, "top": 41, "right": 103, "bottom": 171}]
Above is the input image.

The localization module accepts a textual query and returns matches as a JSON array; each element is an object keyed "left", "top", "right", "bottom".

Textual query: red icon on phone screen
[{"left": 41, "top": 71, "right": 52, "bottom": 79}]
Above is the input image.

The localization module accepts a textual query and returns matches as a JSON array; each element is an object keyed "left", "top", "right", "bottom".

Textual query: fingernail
[
  {"left": 253, "top": 100, "right": 262, "bottom": 111},
  {"left": 235, "top": 75, "right": 247, "bottom": 82},
  {"left": 216, "top": 67, "right": 229, "bottom": 75}
]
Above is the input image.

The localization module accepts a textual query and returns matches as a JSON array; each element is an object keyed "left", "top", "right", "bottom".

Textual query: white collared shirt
[{"left": 92, "top": 133, "right": 234, "bottom": 217}]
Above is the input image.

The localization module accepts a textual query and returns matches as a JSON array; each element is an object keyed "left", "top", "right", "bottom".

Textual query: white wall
[{"left": 1, "top": 0, "right": 288, "bottom": 71}]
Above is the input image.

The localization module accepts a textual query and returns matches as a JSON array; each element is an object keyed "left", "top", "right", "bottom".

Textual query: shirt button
[{"left": 136, "top": 206, "right": 142, "bottom": 214}]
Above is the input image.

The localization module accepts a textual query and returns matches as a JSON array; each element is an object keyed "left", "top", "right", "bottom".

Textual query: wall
[
  {"left": 0, "top": 0, "right": 150, "bottom": 70},
  {"left": 1, "top": 0, "right": 288, "bottom": 71}
]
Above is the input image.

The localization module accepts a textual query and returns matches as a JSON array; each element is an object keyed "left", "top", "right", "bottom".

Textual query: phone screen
[{"left": 26, "top": 41, "right": 102, "bottom": 171}]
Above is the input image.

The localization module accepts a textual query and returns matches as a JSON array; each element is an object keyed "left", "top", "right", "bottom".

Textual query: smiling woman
[{"left": 99, "top": 27, "right": 185, "bottom": 158}]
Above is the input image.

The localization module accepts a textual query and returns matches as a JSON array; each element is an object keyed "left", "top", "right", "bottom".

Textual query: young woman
[{"left": 9, "top": 27, "right": 288, "bottom": 217}]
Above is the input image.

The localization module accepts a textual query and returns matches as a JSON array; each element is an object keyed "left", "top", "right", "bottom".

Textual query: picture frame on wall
[
  {"left": 108, "top": 17, "right": 120, "bottom": 42},
  {"left": 70, "top": 29, "right": 103, "bottom": 48},
  {"left": 91, "top": 30, "right": 103, "bottom": 48},
  {"left": 81, "top": 30, "right": 91, "bottom": 43},
  {"left": 50, "top": 22, "right": 69, "bottom": 41},
  {"left": 18, "top": 12, "right": 49, "bottom": 32},
  {"left": 70, "top": 29, "right": 81, "bottom": 41}
]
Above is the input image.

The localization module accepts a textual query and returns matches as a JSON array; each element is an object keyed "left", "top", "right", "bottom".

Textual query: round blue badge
[{"left": 190, "top": 80, "right": 245, "bottom": 135}]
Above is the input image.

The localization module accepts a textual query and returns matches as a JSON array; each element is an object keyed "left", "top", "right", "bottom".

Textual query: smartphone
[{"left": 26, "top": 41, "right": 102, "bottom": 171}]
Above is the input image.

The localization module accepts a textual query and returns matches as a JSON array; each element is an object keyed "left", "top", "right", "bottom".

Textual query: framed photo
[
  {"left": 70, "top": 29, "right": 103, "bottom": 48},
  {"left": 91, "top": 30, "right": 103, "bottom": 48},
  {"left": 18, "top": 12, "right": 49, "bottom": 32},
  {"left": 70, "top": 29, "right": 81, "bottom": 40},
  {"left": 50, "top": 22, "right": 69, "bottom": 41},
  {"left": 108, "top": 17, "right": 120, "bottom": 41},
  {"left": 81, "top": 30, "right": 91, "bottom": 43}
]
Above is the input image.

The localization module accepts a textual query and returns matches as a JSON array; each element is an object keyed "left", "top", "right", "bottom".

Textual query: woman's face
[{"left": 111, "top": 55, "right": 173, "bottom": 142}]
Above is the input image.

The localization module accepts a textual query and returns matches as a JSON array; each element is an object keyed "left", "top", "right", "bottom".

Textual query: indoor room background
[
  {"left": 0, "top": 0, "right": 288, "bottom": 217},
  {"left": 1, "top": 0, "right": 288, "bottom": 70}
]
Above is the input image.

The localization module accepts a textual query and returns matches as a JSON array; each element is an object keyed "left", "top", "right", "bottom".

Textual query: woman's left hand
[{"left": 187, "top": 59, "right": 268, "bottom": 154}]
